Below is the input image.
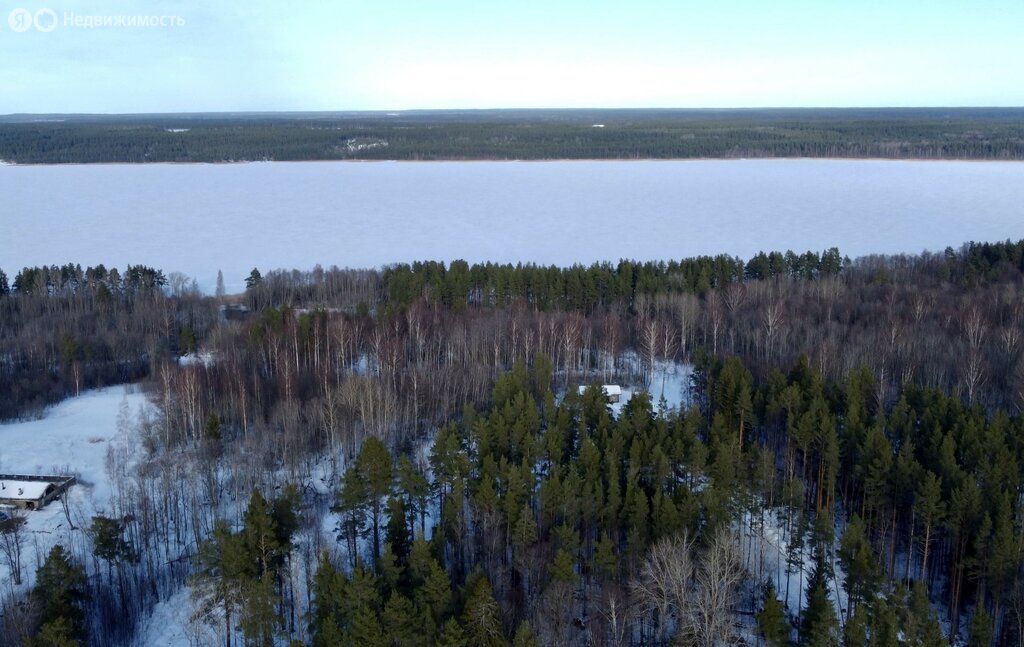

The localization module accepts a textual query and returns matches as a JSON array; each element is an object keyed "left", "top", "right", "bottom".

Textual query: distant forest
[{"left": 2, "top": 108, "right": 1024, "bottom": 163}]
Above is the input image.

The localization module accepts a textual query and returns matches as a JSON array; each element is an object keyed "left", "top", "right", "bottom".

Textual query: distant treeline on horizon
[
  {"left": 5, "top": 239, "right": 1023, "bottom": 307},
  {"left": 1, "top": 108, "right": 1023, "bottom": 163}
]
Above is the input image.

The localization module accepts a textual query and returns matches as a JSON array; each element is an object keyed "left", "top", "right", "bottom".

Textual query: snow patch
[
  {"left": 136, "top": 586, "right": 213, "bottom": 647},
  {"left": 0, "top": 386, "right": 153, "bottom": 591},
  {"left": 177, "top": 351, "right": 216, "bottom": 367}
]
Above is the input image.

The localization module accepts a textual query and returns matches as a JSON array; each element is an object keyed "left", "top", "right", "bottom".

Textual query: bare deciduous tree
[
  {"left": 0, "top": 508, "right": 27, "bottom": 585},
  {"left": 631, "top": 528, "right": 746, "bottom": 646},
  {"left": 687, "top": 528, "right": 745, "bottom": 647},
  {"left": 631, "top": 532, "right": 694, "bottom": 640}
]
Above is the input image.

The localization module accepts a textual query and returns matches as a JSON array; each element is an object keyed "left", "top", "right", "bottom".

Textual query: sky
[{"left": 0, "top": 0, "right": 1022, "bottom": 113}]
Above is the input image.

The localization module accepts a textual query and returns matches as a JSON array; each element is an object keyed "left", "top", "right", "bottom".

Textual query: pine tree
[
  {"left": 358, "top": 436, "right": 394, "bottom": 561},
  {"left": 396, "top": 455, "right": 430, "bottom": 535},
  {"left": 914, "top": 470, "right": 944, "bottom": 580},
  {"left": 191, "top": 520, "right": 247, "bottom": 647},
  {"left": 242, "top": 489, "right": 278, "bottom": 578},
  {"left": 333, "top": 465, "right": 368, "bottom": 567},
  {"left": 89, "top": 514, "right": 136, "bottom": 579},
  {"left": 838, "top": 514, "right": 880, "bottom": 620},
  {"left": 216, "top": 269, "right": 226, "bottom": 297},
  {"left": 238, "top": 577, "right": 277, "bottom": 647},
  {"left": 987, "top": 493, "right": 1019, "bottom": 616},
  {"left": 245, "top": 268, "right": 263, "bottom": 290}
]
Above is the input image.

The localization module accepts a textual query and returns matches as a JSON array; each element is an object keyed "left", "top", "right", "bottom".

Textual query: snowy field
[
  {"left": 3, "top": 159, "right": 1024, "bottom": 292},
  {"left": 0, "top": 386, "right": 153, "bottom": 592}
]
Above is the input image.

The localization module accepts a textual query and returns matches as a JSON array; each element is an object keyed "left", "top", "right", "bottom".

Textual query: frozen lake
[{"left": 2, "top": 159, "right": 1022, "bottom": 292}]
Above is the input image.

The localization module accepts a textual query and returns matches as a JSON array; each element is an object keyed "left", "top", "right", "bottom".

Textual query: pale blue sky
[{"left": 1, "top": 0, "right": 1021, "bottom": 112}]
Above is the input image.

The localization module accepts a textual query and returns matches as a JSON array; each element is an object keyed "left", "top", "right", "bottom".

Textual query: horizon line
[{"left": 3, "top": 105, "right": 1024, "bottom": 118}]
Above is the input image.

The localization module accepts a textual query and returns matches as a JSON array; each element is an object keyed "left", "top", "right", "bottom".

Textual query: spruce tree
[
  {"left": 842, "top": 608, "right": 867, "bottom": 647},
  {"left": 800, "top": 549, "right": 837, "bottom": 647},
  {"left": 345, "top": 560, "right": 385, "bottom": 645},
  {"left": 309, "top": 552, "right": 347, "bottom": 646},
  {"left": 968, "top": 606, "right": 993, "bottom": 647},
  {"left": 512, "top": 620, "right": 540, "bottom": 647},
  {"left": 385, "top": 496, "right": 411, "bottom": 571},
  {"left": 26, "top": 615, "right": 80, "bottom": 647},
  {"left": 437, "top": 618, "right": 468, "bottom": 647},
  {"left": 868, "top": 598, "right": 899, "bottom": 647},
  {"left": 757, "top": 582, "right": 790, "bottom": 647},
  {"left": 33, "top": 545, "right": 89, "bottom": 644},
  {"left": 461, "top": 572, "right": 507, "bottom": 647},
  {"left": 382, "top": 593, "right": 418, "bottom": 647}
]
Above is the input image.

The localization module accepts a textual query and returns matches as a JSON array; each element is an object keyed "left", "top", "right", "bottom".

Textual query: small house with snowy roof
[{"left": 0, "top": 474, "right": 75, "bottom": 510}]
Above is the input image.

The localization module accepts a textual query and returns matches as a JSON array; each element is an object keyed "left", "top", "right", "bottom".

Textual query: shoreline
[{"left": 2, "top": 156, "right": 1023, "bottom": 167}]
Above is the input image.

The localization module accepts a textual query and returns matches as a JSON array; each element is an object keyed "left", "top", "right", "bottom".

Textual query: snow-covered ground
[
  {"left": 137, "top": 587, "right": 214, "bottom": 647},
  {"left": 0, "top": 385, "right": 153, "bottom": 592},
  {"left": 746, "top": 508, "right": 849, "bottom": 624},
  {"left": 566, "top": 359, "right": 694, "bottom": 417}
]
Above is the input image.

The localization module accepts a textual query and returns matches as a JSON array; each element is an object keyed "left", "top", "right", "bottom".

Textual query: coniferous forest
[
  {"left": 1, "top": 108, "right": 1023, "bottom": 164},
  {"left": 3, "top": 240, "right": 1024, "bottom": 645}
]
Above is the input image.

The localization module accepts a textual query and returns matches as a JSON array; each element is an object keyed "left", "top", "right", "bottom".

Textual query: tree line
[
  {"left": 0, "top": 262, "right": 211, "bottom": 419},
  {"left": 2, "top": 108, "right": 1023, "bottom": 163}
]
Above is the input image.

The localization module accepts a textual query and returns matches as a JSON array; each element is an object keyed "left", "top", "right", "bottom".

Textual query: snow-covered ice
[{"left": 3, "top": 160, "right": 1024, "bottom": 292}]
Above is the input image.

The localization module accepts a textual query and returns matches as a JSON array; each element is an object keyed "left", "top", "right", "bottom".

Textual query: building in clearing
[
  {"left": 577, "top": 384, "right": 623, "bottom": 403},
  {"left": 0, "top": 475, "right": 76, "bottom": 511}
]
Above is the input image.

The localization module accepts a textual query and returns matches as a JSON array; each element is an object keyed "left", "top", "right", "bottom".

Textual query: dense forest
[
  {"left": 2, "top": 109, "right": 1024, "bottom": 163},
  {"left": 2, "top": 238, "right": 1024, "bottom": 646}
]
